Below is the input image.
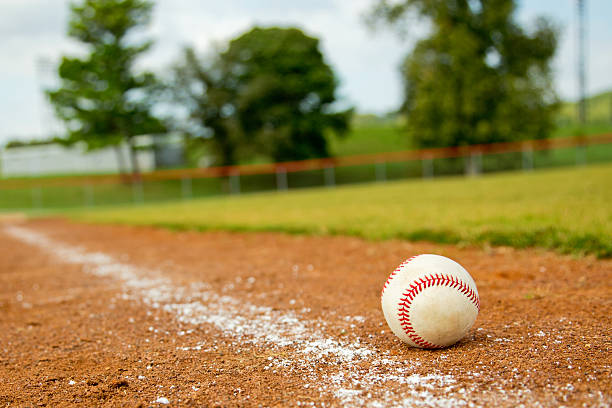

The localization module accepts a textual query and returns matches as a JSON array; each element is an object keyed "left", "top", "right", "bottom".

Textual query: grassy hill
[
  {"left": 329, "top": 114, "right": 410, "bottom": 156},
  {"left": 558, "top": 90, "right": 612, "bottom": 124},
  {"left": 332, "top": 90, "right": 612, "bottom": 157},
  {"left": 553, "top": 90, "right": 612, "bottom": 138}
]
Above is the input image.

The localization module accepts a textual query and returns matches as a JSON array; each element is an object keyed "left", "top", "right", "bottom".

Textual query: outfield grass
[{"left": 73, "top": 163, "right": 612, "bottom": 258}]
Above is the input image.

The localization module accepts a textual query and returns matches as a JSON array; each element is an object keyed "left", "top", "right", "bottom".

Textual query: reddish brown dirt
[{"left": 0, "top": 218, "right": 610, "bottom": 407}]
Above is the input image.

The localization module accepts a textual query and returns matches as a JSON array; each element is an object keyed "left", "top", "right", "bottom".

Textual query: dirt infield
[{"left": 0, "top": 219, "right": 610, "bottom": 407}]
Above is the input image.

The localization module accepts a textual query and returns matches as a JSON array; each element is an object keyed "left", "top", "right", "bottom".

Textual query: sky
[{"left": 1, "top": 0, "right": 611, "bottom": 144}]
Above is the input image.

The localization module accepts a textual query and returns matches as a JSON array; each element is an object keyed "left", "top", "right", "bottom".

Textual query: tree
[
  {"left": 222, "top": 27, "right": 352, "bottom": 162},
  {"left": 170, "top": 27, "right": 351, "bottom": 165},
  {"left": 48, "top": 0, "right": 165, "bottom": 176},
  {"left": 169, "top": 47, "right": 244, "bottom": 166},
  {"left": 370, "top": 0, "right": 558, "bottom": 148}
]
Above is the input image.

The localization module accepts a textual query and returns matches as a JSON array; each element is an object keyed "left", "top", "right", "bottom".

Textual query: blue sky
[{"left": 1, "top": 0, "right": 611, "bottom": 144}]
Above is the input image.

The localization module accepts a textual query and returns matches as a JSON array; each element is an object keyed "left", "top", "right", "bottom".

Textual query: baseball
[{"left": 381, "top": 254, "right": 480, "bottom": 349}]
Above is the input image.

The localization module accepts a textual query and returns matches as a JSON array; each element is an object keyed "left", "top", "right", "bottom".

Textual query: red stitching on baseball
[
  {"left": 397, "top": 273, "right": 480, "bottom": 349},
  {"left": 381, "top": 256, "right": 418, "bottom": 298}
]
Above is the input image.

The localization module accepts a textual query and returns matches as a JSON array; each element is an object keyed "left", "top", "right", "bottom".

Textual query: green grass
[
  {"left": 551, "top": 122, "right": 612, "bottom": 139},
  {"left": 329, "top": 103, "right": 612, "bottom": 158},
  {"left": 553, "top": 89, "right": 612, "bottom": 138},
  {"left": 329, "top": 115, "right": 411, "bottom": 156},
  {"left": 71, "top": 163, "right": 612, "bottom": 258},
  {"left": 558, "top": 90, "right": 612, "bottom": 124}
]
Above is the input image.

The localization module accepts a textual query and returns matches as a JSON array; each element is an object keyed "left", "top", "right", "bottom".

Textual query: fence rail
[{"left": 1, "top": 133, "right": 612, "bottom": 209}]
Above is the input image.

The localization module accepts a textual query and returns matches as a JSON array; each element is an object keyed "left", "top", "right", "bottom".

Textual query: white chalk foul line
[{"left": 5, "top": 225, "right": 470, "bottom": 407}]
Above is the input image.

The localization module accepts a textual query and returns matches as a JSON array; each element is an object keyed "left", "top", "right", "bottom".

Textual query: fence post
[
  {"left": 575, "top": 144, "right": 587, "bottom": 166},
  {"left": 375, "top": 162, "right": 387, "bottom": 182},
  {"left": 132, "top": 180, "right": 144, "bottom": 203},
  {"left": 465, "top": 152, "right": 482, "bottom": 176},
  {"left": 31, "top": 186, "right": 42, "bottom": 209},
  {"left": 181, "top": 176, "right": 192, "bottom": 200},
  {"left": 83, "top": 184, "right": 94, "bottom": 206},
  {"left": 276, "top": 167, "right": 288, "bottom": 191},
  {"left": 422, "top": 157, "right": 433, "bottom": 179},
  {"left": 229, "top": 172, "right": 241, "bottom": 195},
  {"left": 324, "top": 165, "right": 335, "bottom": 188},
  {"left": 522, "top": 147, "right": 534, "bottom": 171}
]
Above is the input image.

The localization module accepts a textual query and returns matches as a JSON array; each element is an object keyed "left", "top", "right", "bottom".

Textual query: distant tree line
[
  {"left": 46, "top": 0, "right": 559, "bottom": 176},
  {"left": 4, "top": 138, "right": 60, "bottom": 149}
]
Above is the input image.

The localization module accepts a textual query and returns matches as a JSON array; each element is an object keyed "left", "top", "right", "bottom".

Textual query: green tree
[
  {"left": 170, "top": 27, "right": 351, "bottom": 165},
  {"left": 48, "top": 0, "right": 165, "bottom": 176},
  {"left": 170, "top": 47, "right": 244, "bottom": 166},
  {"left": 223, "top": 27, "right": 352, "bottom": 162},
  {"left": 370, "top": 0, "right": 558, "bottom": 148}
]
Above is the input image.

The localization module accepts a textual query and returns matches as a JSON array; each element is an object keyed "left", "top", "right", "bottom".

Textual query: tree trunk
[
  {"left": 127, "top": 136, "right": 141, "bottom": 181},
  {"left": 113, "top": 144, "right": 129, "bottom": 182},
  {"left": 220, "top": 139, "right": 235, "bottom": 166}
]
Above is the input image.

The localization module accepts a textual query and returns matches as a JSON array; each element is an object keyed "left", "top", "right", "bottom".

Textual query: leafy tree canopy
[
  {"left": 171, "top": 27, "right": 352, "bottom": 165},
  {"left": 370, "top": 0, "right": 559, "bottom": 147},
  {"left": 222, "top": 27, "right": 352, "bottom": 162},
  {"left": 170, "top": 47, "right": 244, "bottom": 166},
  {"left": 48, "top": 0, "right": 165, "bottom": 174}
]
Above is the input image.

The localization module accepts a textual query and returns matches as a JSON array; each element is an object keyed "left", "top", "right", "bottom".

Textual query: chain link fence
[{"left": 2, "top": 135, "right": 612, "bottom": 210}]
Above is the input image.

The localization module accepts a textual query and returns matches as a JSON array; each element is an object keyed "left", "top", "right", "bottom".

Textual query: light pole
[
  {"left": 35, "top": 56, "right": 56, "bottom": 139},
  {"left": 576, "top": 0, "right": 587, "bottom": 165},
  {"left": 576, "top": 0, "right": 587, "bottom": 126}
]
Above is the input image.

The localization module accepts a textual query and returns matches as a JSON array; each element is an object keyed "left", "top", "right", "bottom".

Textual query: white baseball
[{"left": 381, "top": 254, "right": 480, "bottom": 349}]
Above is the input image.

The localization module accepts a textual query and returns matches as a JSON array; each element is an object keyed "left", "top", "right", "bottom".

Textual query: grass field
[
  {"left": 72, "top": 163, "right": 612, "bottom": 258},
  {"left": 329, "top": 115, "right": 411, "bottom": 156},
  {"left": 558, "top": 90, "right": 612, "bottom": 124}
]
